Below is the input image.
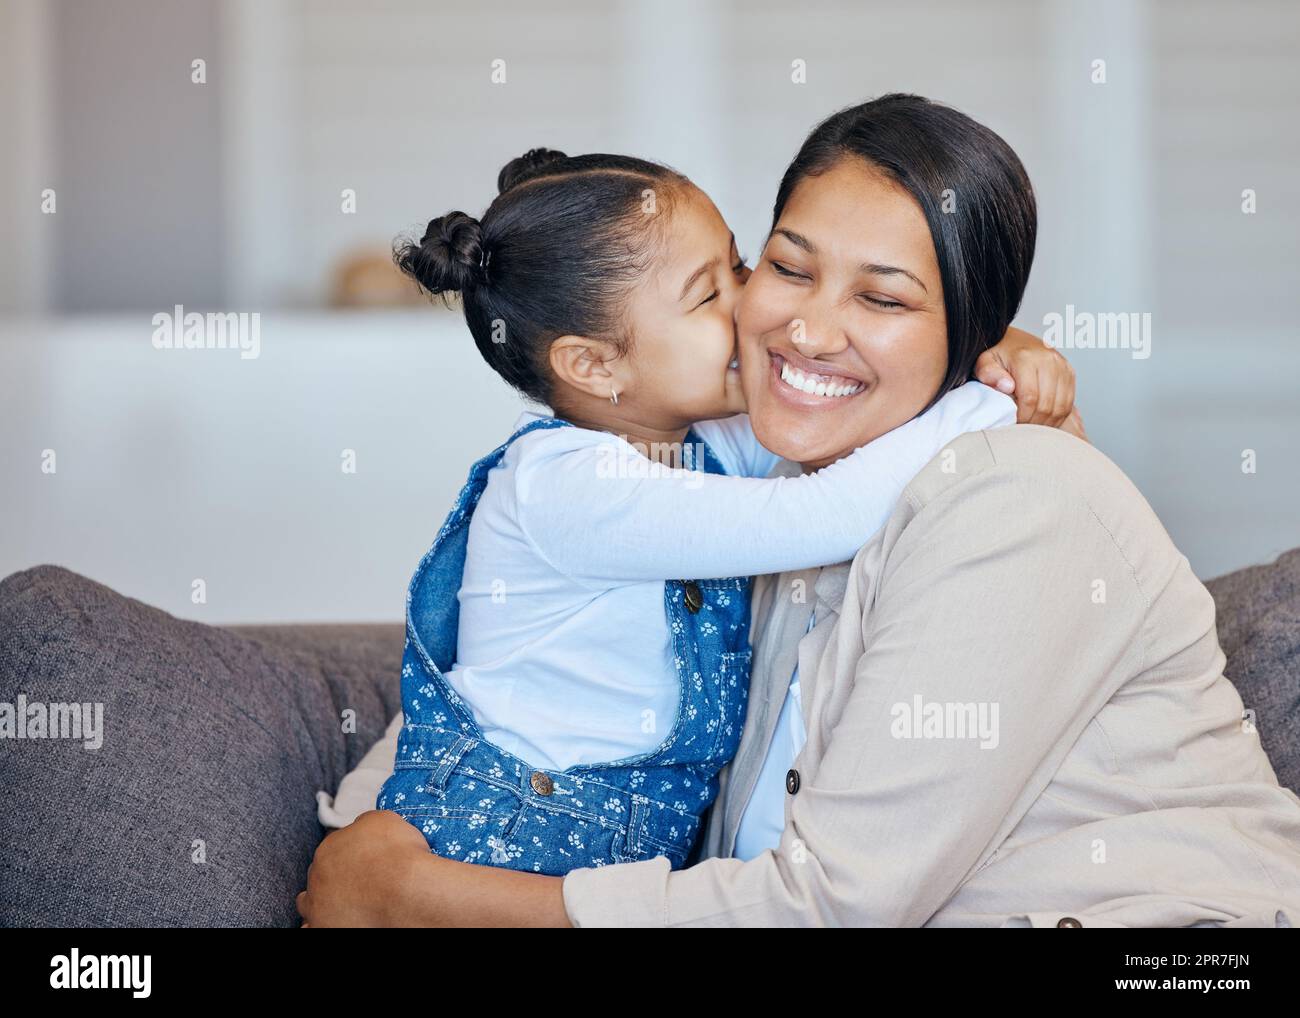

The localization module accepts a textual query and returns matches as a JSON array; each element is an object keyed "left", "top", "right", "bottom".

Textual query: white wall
[
  {"left": 0, "top": 310, "right": 527, "bottom": 623},
  {"left": 0, "top": 0, "right": 53, "bottom": 314}
]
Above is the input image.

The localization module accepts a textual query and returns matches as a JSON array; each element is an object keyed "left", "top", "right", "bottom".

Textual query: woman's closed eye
[
  {"left": 770, "top": 259, "right": 906, "bottom": 310},
  {"left": 770, "top": 260, "right": 809, "bottom": 282}
]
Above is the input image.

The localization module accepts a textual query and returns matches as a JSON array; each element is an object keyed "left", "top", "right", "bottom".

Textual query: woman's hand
[
  {"left": 297, "top": 809, "right": 572, "bottom": 927},
  {"left": 297, "top": 809, "right": 436, "bottom": 927},
  {"left": 975, "top": 327, "right": 1076, "bottom": 427}
]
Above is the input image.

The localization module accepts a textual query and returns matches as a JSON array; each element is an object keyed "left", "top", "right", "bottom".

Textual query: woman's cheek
[
  {"left": 744, "top": 266, "right": 779, "bottom": 307},
  {"left": 861, "top": 320, "right": 946, "bottom": 389},
  {"left": 736, "top": 272, "right": 788, "bottom": 344}
]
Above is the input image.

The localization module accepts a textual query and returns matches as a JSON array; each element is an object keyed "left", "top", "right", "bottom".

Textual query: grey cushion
[
  {"left": 1205, "top": 548, "right": 1300, "bottom": 795},
  {"left": 0, "top": 553, "right": 1296, "bottom": 927},
  {"left": 0, "top": 564, "right": 402, "bottom": 928}
]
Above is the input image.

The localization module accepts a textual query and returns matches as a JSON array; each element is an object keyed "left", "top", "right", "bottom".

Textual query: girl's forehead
[
  {"left": 649, "top": 189, "right": 732, "bottom": 276},
  {"left": 664, "top": 185, "right": 729, "bottom": 242}
]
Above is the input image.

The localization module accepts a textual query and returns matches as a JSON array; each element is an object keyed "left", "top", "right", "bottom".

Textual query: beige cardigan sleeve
[{"left": 562, "top": 432, "right": 1153, "bottom": 926}]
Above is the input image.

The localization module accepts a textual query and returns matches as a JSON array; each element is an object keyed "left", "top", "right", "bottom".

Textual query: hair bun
[
  {"left": 497, "top": 147, "right": 569, "bottom": 194},
  {"left": 393, "top": 211, "right": 484, "bottom": 296}
]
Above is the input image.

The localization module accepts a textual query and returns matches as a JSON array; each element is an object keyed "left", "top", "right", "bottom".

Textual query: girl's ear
[{"left": 548, "top": 335, "right": 624, "bottom": 400}]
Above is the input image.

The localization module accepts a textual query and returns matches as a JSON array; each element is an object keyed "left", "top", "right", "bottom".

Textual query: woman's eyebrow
[
  {"left": 860, "top": 262, "right": 928, "bottom": 293},
  {"left": 774, "top": 228, "right": 927, "bottom": 293},
  {"left": 774, "top": 228, "right": 814, "bottom": 253}
]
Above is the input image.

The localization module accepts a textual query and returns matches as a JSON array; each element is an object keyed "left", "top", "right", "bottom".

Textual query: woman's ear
[{"left": 548, "top": 335, "right": 624, "bottom": 401}]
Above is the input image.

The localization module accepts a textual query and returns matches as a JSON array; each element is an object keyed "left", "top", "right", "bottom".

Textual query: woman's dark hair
[
  {"left": 773, "top": 94, "right": 1037, "bottom": 407},
  {"left": 395, "top": 148, "right": 687, "bottom": 406}
]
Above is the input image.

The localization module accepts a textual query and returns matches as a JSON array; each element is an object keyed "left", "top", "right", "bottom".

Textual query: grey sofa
[{"left": 0, "top": 555, "right": 1297, "bottom": 927}]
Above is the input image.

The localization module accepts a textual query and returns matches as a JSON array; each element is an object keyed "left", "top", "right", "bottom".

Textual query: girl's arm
[{"left": 515, "top": 381, "right": 1015, "bottom": 584}]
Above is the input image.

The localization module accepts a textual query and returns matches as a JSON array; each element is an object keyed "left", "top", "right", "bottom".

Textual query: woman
[{"left": 298, "top": 95, "right": 1300, "bottom": 927}]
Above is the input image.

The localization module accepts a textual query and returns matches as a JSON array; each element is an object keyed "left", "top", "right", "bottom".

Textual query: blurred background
[{"left": 1, "top": 0, "right": 1297, "bottom": 623}]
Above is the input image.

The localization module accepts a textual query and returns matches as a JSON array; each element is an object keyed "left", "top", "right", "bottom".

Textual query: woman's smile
[{"left": 767, "top": 346, "right": 869, "bottom": 407}]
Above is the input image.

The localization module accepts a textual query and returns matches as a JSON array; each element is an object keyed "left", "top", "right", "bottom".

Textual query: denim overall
[{"left": 376, "top": 417, "right": 754, "bottom": 875}]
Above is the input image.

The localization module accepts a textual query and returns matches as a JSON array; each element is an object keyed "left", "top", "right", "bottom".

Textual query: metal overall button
[
  {"left": 1056, "top": 916, "right": 1082, "bottom": 928},
  {"left": 530, "top": 771, "right": 554, "bottom": 796},
  {"left": 683, "top": 581, "right": 704, "bottom": 613}
]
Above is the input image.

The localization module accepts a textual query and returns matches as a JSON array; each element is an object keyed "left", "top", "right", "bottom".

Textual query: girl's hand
[
  {"left": 975, "top": 327, "right": 1076, "bottom": 427},
  {"left": 1060, "top": 406, "right": 1090, "bottom": 444}
]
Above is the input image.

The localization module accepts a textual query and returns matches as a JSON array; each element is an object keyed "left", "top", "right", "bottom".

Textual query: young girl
[{"left": 373, "top": 148, "right": 1072, "bottom": 876}]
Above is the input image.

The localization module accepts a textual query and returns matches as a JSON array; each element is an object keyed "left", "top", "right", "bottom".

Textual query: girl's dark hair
[
  {"left": 773, "top": 94, "right": 1037, "bottom": 407},
  {"left": 395, "top": 148, "right": 687, "bottom": 406}
]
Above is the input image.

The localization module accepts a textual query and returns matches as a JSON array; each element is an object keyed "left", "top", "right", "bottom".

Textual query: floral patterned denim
[{"left": 376, "top": 416, "right": 753, "bottom": 875}]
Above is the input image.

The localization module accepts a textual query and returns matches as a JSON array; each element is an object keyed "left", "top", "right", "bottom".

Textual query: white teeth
[{"left": 779, "top": 359, "right": 863, "bottom": 398}]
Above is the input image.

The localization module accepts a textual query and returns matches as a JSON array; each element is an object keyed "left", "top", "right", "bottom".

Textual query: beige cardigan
[{"left": 562, "top": 426, "right": 1300, "bottom": 927}]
